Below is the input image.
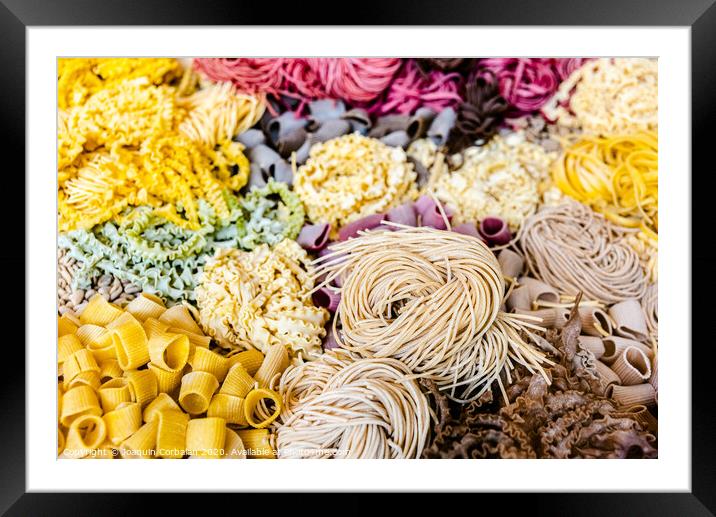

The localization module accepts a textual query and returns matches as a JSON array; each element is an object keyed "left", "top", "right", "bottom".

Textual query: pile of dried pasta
[{"left": 56, "top": 57, "right": 658, "bottom": 460}]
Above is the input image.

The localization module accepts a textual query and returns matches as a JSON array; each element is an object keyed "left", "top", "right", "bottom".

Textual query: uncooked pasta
[
  {"left": 294, "top": 134, "right": 417, "bottom": 238},
  {"left": 542, "top": 58, "right": 658, "bottom": 134},
  {"left": 313, "top": 225, "right": 551, "bottom": 402},
  {"left": 274, "top": 349, "right": 430, "bottom": 458},
  {"left": 553, "top": 132, "right": 658, "bottom": 239},
  {"left": 431, "top": 132, "right": 556, "bottom": 230},
  {"left": 518, "top": 202, "right": 647, "bottom": 303}
]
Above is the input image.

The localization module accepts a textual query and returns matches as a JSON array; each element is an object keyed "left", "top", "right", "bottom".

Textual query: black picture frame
[{"left": 3, "top": 0, "right": 712, "bottom": 513}]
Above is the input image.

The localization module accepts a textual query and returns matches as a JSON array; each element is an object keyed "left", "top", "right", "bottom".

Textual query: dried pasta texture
[
  {"left": 518, "top": 202, "right": 647, "bottom": 303},
  {"left": 431, "top": 133, "right": 556, "bottom": 230},
  {"left": 197, "top": 239, "right": 329, "bottom": 360},
  {"left": 543, "top": 58, "right": 657, "bottom": 134},
  {"left": 58, "top": 58, "right": 183, "bottom": 109},
  {"left": 275, "top": 350, "right": 431, "bottom": 459},
  {"left": 553, "top": 132, "right": 658, "bottom": 240},
  {"left": 313, "top": 226, "right": 551, "bottom": 402},
  {"left": 294, "top": 134, "right": 417, "bottom": 238},
  {"left": 58, "top": 75, "right": 256, "bottom": 232}
]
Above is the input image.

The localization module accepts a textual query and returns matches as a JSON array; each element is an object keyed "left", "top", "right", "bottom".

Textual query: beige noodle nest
[{"left": 313, "top": 224, "right": 551, "bottom": 403}]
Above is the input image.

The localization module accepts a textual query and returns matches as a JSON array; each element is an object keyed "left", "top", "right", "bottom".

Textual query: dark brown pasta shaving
[
  {"left": 423, "top": 293, "right": 657, "bottom": 459},
  {"left": 447, "top": 72, "right": 508, "bottom": 152}
]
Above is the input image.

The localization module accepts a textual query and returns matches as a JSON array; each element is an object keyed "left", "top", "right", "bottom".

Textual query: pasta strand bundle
[{"left": 313, "top": 225, "right": 552, "bottom": 402}]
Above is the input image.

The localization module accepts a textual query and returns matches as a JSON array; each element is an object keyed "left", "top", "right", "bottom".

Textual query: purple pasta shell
[
  {"left": 414, "top": 195, "right": 454, "bottom": 230},
  {"left": 323, "top": 323, "right": 341, "bottom": 350},
  {"left": 452, "top": 222, "right": 482, "bottom": 239},
  {"left": 338, "top": 213, "right": 387, "bottom": 241},
  {"left": 312, "top": 287, "right": 341, "bottom": 312},
  {"left": 386, "top": 202, "right": 417, "bottom": 227},
  {"left": 479, "top": 216, "right": 512, "bottom": 246},
  {"left": 297, "top": 223, "right": 331, "bottom": 251}
]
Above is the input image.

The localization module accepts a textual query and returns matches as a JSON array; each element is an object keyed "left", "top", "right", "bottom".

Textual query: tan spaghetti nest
[
  {"left": 313, "top": 224, "right": 551, "bottom": 403},
  {"left": 518, "top": 202, "right": 647, "bottom": 304},
  {"left": 273, "top": 349, "right": 430, "bottom": 459}
]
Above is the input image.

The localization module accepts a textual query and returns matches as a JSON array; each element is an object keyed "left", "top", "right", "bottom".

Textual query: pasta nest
[
  {"left": 274, "top": 349, "right": 431, "bottom": 459},
  {"left": 196, "top": 239, "right": 329, "bottom": 361},
  {"left": 542, "top": 57, "right": 658, "bottom": 134},
  {"left": 57, "top": 77, "right": 257, "bottom": 232},
  {"left": 313, "top": 226, "right": 551, "bottom": 402},
  {"left": 294, "top": 133, "right": 418, "bottom": 238},
  {"left": 431, "top": 133, "right": 556, "bottom": 231}
]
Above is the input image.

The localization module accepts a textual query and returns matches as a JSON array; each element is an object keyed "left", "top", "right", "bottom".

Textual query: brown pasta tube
[
  {"left": 577, "top": 335, "right": 605, "bottom": 359},
  {"left": 407, "top": 107, "right": 437, "bottom": 140},
  {"left": 497, "top": 249, "right": 525, "bottom": 280},
  {"left": 513, "top": 308, "right": 569, "bottom": 329},
  {"left": 611, "top": 383, "right": 656, "bottom": 407},
  {"left": 517, "top": 277, "right": 560, "bottom": 305},
  {"left": 609, "top": 299, "right": 649, "bottom": 342},
  {"left": 610, "top": 346, "right": 652, "bottom": 386},
  {"left": 341, "top": 108, "right": 372, "bottom": 134},
  {"left": 506, "top": 285, "right": 532, "bottom": 312},
  {"left": 650, "top": 356, "right": 658, "bottom": 392},
  {"left": 602, "top": 336, "right": 653, "bottom": 365},
  {"left": 594, "top": 360, "right": 621, "bottom": 393},
  {"left": 578, "top": 306, "right": 613, "bottom": 337},
  {"left": 369, "top": 115, "right": 411, "bottom": 138},
  {"left": 613, "top": 405, "right": 658, "bottom": 434}
]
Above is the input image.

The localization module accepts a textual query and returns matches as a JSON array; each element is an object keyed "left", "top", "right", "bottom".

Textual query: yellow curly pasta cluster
[
  {"left": 543, "top": 58, "right": 658, "bottom": 134},
  {"left": 294, "top": 133, "right": 417, "bottom": 238},
  {"left": 57, "top": 293, "right": 287, "bottom": 459},
  {"left": 196, "top": 239, "right": 329, "bottom": 361},
  {"left": 432, "top": 133, "right": 556, "bottom": 230},
  {"left": 58, "top": 58, "right": 183, "bottom": 109},
  {"left": 177, "top": 80, "right": 266, "bottom": 148},
  {"left": 553, "top": 131, "right": 658, "bottom": 239},
  {"left": 57, "top": 77, "right": 253, "bottom": 231}
]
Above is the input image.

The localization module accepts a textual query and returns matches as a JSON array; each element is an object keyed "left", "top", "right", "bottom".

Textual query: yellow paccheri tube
[{"left": 57, "top": 292, "right": 284, "bottom": 459}]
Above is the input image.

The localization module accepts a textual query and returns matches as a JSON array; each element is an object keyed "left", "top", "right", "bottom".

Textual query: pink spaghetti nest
[
  {"left": 194, "top": 58, "right": 403, "bottom": 107},
  {"left": 477, "top": 58, "right": 590, "bottom": 115},
  {"left": 366, "top": 59, "right": 464, "bottom": 116}
]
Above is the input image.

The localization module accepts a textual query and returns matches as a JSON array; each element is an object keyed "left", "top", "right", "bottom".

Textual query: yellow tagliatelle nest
[
  {"left": 432, "top": 133, "right": 556, "bottom": 230},
  {"left": 553, "top": 131, "right": 658, "bottom": 239},
  {"left": 58, "top": 58, "right": 183, "bottom": 109},
  {"left": 57, "top": 75, "right": 259, "bottom": 231},
  {"left": 57, "top": 293, "right": 287, "bottom": 459},
  {"left": 543, "top": 58, "right": 658, "bottom": 134},
  {"left": 196, "top": 239, "right": 329, "bottom": 361},
  {"left": 294, "top": 133, "right": 417, "bottom": 238}
]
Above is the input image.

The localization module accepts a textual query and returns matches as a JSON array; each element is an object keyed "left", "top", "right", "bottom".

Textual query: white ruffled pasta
[{"left": 196, "top": 239, "right": 329, "bottom": 361}]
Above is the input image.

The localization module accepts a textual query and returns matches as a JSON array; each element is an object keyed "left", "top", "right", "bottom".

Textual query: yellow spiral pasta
[
  {"left": 553, "top": 132, "right": 658, "bottom": 239},
  {"left": 57, "top": 75, "right": 255, "bottom": 231}
]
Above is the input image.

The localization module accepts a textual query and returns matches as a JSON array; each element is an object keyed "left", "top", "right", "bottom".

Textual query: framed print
[{"left": 2, "top": 0, "right": 713, "bottom": 513}]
